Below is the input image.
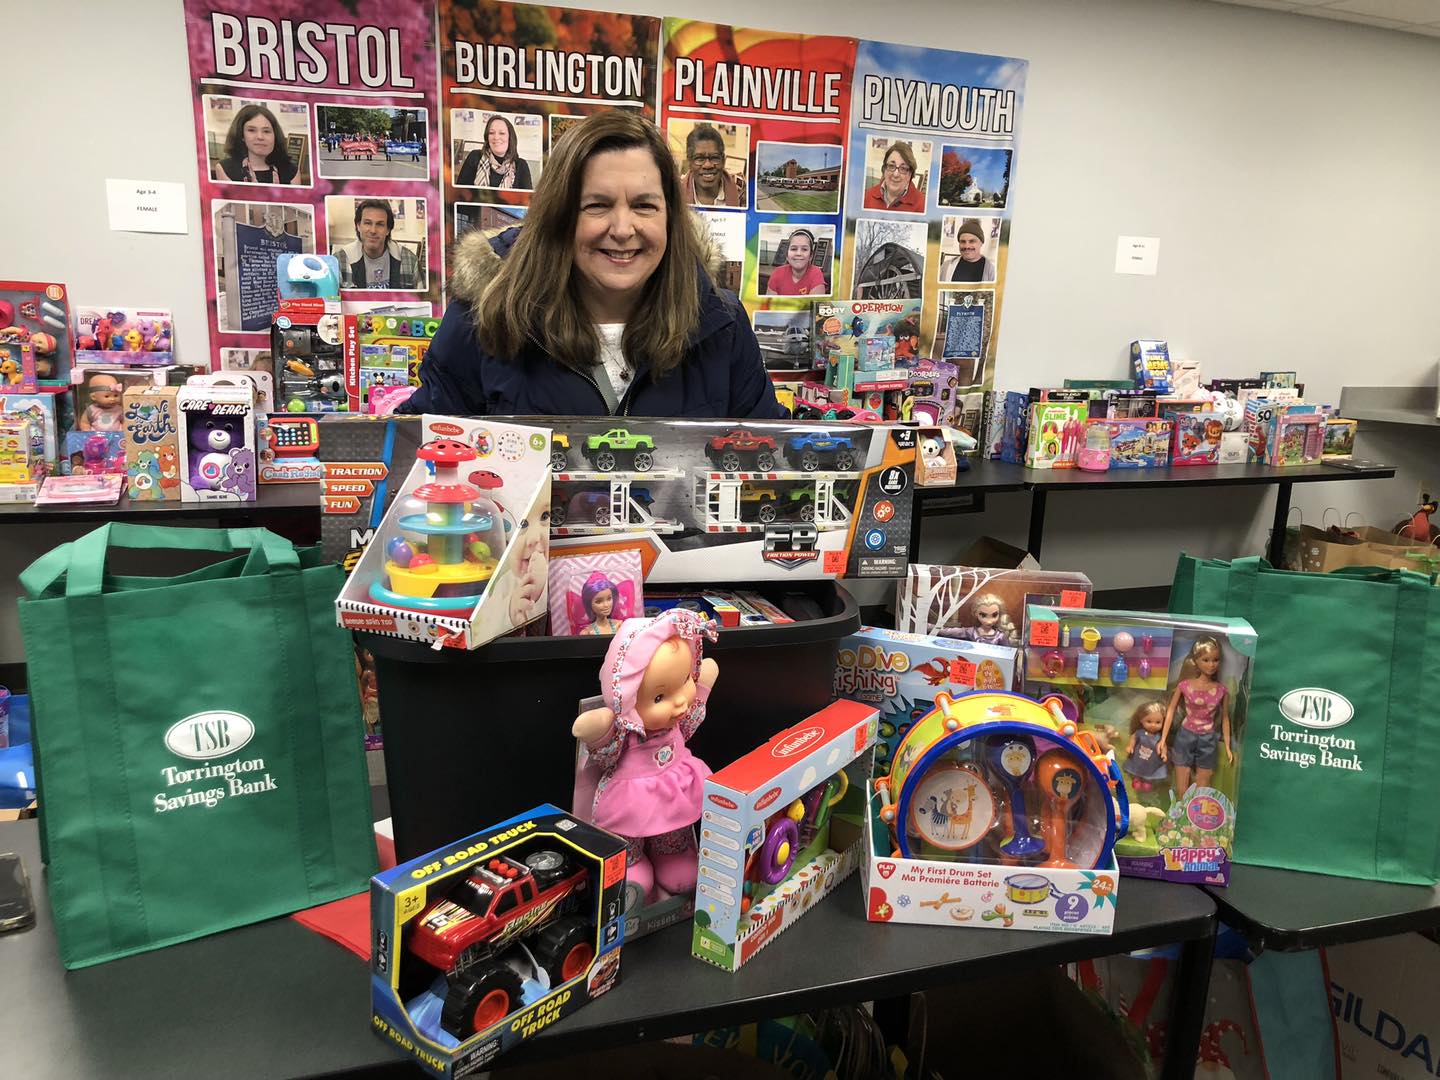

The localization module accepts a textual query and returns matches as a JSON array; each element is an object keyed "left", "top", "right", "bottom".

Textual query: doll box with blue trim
[
  {"left": 863, "top": 747, "right": 1119, "bottom": 934},
  {"left": 370, "top": 803, "right": 627, "bottom": 1078},
  {"left": 692, "top": 699, "right": 878, "bottom": 972},
  {"left": 1022, "top": 606, "right": 1256, "bottom": 886}
]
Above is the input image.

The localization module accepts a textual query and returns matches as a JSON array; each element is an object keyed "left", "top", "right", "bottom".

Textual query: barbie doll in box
[{"left": 1160, "top": 636, "right": 1234, "bottom": 794}]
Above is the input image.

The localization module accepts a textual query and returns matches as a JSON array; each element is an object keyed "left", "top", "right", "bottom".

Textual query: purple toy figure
[
  {"left": 189, "top": 415, "right": 238, "bottom": 490},
  {"left": 572, "top": 610, "right": 719, "bottom": 907},
  {"left": 579, "top": 572, "right": 619, "bottom": 636}
]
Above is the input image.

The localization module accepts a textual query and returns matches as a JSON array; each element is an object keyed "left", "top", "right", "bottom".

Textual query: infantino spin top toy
[
  {"left": 368, "top": 439, "right": 506, "bottom": 618},
  {"left": 875, "top": 691, "right": 1127, "bottom": 870}
]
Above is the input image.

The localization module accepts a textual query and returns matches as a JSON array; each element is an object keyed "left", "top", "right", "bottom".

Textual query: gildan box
[
  {"left": 122, "top": 385, "right": 181, "bottom": 501},
  {"left": 834, "top": 627, "right": 1020, "bottom": 748},
  {"left": 692, "top": 700, "right": 877, "bottom": 972},
  {"left": 370, "top": 804, "right": 626, "bottom": 1077},
  {"left": 1327, "top": 933, "right": 1440, "bottom": 1080}
]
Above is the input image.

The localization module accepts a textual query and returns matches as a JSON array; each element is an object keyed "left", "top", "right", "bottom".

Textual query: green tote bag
[
  {"left": 1171, "top": 555, "right": 1440, "bottom": 884},
  {"left": 18, "top": 523, "right": 377, "bottom": 968}
]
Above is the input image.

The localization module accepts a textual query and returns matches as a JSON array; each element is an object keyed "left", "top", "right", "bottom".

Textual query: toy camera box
[
  {"left": 370, "top": 804, "right": 627, "bottom": 1078},
  {"left": 1167, "top": 409, "right": 1223, "bottom": 466},
  {"left": 546, "top": 417, "right": 916, "bottom": 582},
  {"left": 0, "top": 279, "right": 73, "bottom": 382},
  {"left": 122, "top": 385, "right": 181, "bottom": 501},
  {"left": 176, "top": 383, "right": 257, "bottom": 503},
  {"left": 896, "top": 565, "right": 1094, "bottom": 647},
  {"left": 1130, "top": 339, "right": 1172, "bottom": 393},
  {"left": 692, "top": 699, "right": 878, "bottom": 972},
  {"left": 835, "top": 627, "right": 1019, "bottom": 756},
  {"left": 336, "top": 415, "right": 551, "bottom": 650},
  {"left": 315, "top": 416, "right": 425, "bottom": 570},
  {"left": 1088, "top": 417, "right": 1172, "bottom": 468},
  {"left": 1022, "top": 606, "right": 1256, "bottom": 886},
  {"left": 862, "top": 697, "right": 1120, "bottom": 935}
]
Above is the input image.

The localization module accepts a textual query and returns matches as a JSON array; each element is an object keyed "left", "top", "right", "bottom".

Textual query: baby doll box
[
  {"left": 336, "top": 414, "right": 552, "bottom": 651},
  {"left": 693, "top": 699, "right": 878, "bottom": 971},
  {"left": 360, "top": 580, "right": 860, "bottom": 863},
  {"left": 1022, "top": 606, "right": 1256, "bottom": 886}
]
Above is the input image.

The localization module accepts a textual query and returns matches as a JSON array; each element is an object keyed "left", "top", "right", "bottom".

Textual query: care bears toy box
[
  {"left": 1022, "top": 606, "right": 1256, "bottom": 886},
  {"left": 692, "top": 699, "right": 878, "bottom": 972},
  {"left": 335, "top": 415, "right": 551, "bottom": 650},
  {"left": 546, "top": 417, "right": 916, "bottom": 582},
  {"left": 863, "top": 691, "right": 1120, "bottom": 935},
  {"left": 122, "top": 385, "right": 181, "bottom": 502},
  {"left": 370, "top": 804, "right": 626, "bottom": 1078},
  {"left": 176, "top": 383, "right": 257, "bottom": 503},
  {"left": 833, "top": 627, "right": 1019, "bottom": 763}
]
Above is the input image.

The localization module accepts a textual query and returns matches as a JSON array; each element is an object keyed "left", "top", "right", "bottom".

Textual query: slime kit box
[
  {"left": 370, "top": 804, "right": 626, "bottom": 1077},
  {"left": 1022, "top": 606, "right": 1256, "bottom": 885}
]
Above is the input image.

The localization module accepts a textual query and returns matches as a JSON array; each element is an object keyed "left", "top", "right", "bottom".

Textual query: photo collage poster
[
  {"left": 183, "top": 1, "right": 444, "bottom": 368},
  {"left": 438, "top": 1, "right": 661, "bottom": 247},
  {"left": 181, "top": 2, "right": 1026, "bottom": 393}
]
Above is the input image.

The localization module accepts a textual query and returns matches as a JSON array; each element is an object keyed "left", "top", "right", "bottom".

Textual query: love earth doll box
[{"left": 1022, "top": 606, "right": 1257, "bottom": 885}]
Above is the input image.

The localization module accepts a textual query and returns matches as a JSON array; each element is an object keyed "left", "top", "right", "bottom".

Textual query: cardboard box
[
  {"left": 350, "top": 311, "right": 437, "bottom": 412},
  {"left": 122, "top": 385, "right": 181, "bottom": 501},
  {"left": 370, "top": 804, "right": 627, "bottom": 1077},
  {"left": 0, "top": 279, "right": 73, "bottom": 381},
  {"left": 336, "top": 415, "right": 550, "bottom": 649},
  {"left": 1327, "top": 932, "right": 1440, "bottom": 1080},
  {"left": 896, "top": 564, "right": 1093, "bottom": 643},
  {"left": 834, "top": 627, "right": 1020, "bottom": 741},
  {"left": 1022, "top": 606, "right": 1257, "bottom": 886},
  {"left": 1087, "top": 417, "right": 1172, "bottom": 468},
  {"left": 0, "top": 389, "right": 60, "bottom": 469},
  {"left": 1324, "top": 417, "right": 1358, "bottom": 458},
  {"left": 1167, "top": 409, "right": 1223, "bottom": 467},
  {"left": 863, "top": 744, "right": 1119, "bottom": 935},
  {"left": 915, "top": 427, "right": 957, "bottom": 486},
  {"left": 547, "top": 418, "right": 916, "bottom": 582},
  {"left": 0, "top": 340, "right": 37, "bottom": 394},
  {"left": 692, "top": 700, "right": 878, "bottom": 971},
  {"left": 1025, "top": 393, "right": 1088, "bottom": 469},
  {"left": 0, "top": 415, "right": 42, "bottom": 500},
  {"left": 176, "top": 382, "right": 257, "bottom": 503},
  {"left": 315, "top": 416, "right": 426, "bottom": 569},
  {"left": 1130, "top": 339, "right": 1172, "bottom": 393}
]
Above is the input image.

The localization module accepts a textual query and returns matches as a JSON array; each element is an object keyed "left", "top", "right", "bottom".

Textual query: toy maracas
[
  {"left": 986, "top": 734, "right": 1045, "bottom": 859},
  {"left": 1035, "top": 749, "right": 1086, "bottom": 869}
]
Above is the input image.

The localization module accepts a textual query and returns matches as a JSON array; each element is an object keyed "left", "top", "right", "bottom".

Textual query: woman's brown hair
[{"left": 474, "top": 111, "right": 710, "bottom": 379}]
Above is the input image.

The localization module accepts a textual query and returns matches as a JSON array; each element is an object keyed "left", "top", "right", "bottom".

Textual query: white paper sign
[
  {"left": 1114, "top": 235, "right": 1160, "bottom": 276},
  {"left": 106, "top": 179, "right": 188, "bottom": 234}
]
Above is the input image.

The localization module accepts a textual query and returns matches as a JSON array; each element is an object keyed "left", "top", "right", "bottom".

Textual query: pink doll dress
[{"left": 573, "top": 609, "right": 717, "bottom": 840}]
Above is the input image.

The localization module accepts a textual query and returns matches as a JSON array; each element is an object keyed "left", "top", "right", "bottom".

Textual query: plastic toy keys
[
  {"left": 1110, "top": 630, "right": 1133, "bottom": 685},
  {"left": 986, "top": 735, "right": 1046, "bottom": 858},
  {"left": 367, "top": 440, "right": 505, "bottom": 619},
  {"left": 1076, "top": 626, "right": 1102, "bottom": 680},
  {"left": 1035, "top": 749, "right": 1085, "bottom": 869}
]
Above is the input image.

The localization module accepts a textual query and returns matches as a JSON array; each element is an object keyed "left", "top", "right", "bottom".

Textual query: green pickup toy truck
[{"left": 582, "top": 428, "right": 656, "bottom": 473}]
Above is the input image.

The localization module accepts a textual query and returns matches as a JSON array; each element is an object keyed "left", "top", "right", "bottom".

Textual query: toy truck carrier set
[
  {"left": 546, "top": 418, "right": 917, "bottom": 582},
  {"left": 370, "top": 804, "right": 626, "bottom": 1077}
]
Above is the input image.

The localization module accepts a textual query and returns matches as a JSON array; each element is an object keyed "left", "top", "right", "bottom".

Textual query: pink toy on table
[{"left": 572, "top": 609, "right": 719, "bottom": 906}]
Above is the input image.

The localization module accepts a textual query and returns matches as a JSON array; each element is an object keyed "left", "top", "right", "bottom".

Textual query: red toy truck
[
  {"left": 407, "top": 850, "right": 595, "bottom": 1037},
  {"left": 706, "top": 428, "right": 779, "bottom": 472}
]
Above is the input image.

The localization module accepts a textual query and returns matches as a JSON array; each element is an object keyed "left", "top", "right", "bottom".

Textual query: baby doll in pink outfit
[{"left": 572, "top": 609, "right": 719, "bottom": 904}]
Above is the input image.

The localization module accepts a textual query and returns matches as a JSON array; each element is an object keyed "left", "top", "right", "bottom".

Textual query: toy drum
[
  {"left": 1004, "top": 873, "right": 1051, "bottom": 904},
  {"left": 876, "top": 691, "right": 1122, "bottom": 869}
]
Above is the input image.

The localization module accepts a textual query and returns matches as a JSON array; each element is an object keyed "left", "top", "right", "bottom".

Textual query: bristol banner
[{"left": 184, "top": 2, "right": 1026, "bottom": 392}]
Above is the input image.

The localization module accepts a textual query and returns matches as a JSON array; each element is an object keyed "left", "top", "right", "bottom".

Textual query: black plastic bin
[{"left": 361, "top": 581, "right": 861, "bottom": 860}]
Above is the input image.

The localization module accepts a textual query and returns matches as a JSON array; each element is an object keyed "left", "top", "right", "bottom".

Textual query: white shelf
[{"left": 1338, "top": 385, "right": 1440, "bottom": 427}]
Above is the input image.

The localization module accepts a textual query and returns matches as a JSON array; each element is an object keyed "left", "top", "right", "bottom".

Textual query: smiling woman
[{"left": 401, "top": 112, "right": 785, "bottom": 419}]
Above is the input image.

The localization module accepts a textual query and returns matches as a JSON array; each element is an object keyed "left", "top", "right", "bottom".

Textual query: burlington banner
[{"left": 184, "top": 2, "right": 1026, "bottom": 392}]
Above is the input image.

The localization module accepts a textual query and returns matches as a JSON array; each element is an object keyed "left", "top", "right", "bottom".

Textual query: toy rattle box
[
  {"left": 864, "top": 691, "right": 1124, "bottom": 935},
  {"left": 335, "top": 414, "right": 551, "bottom": 650},
  {"left": 693, "top": 699, "right": 878, "bottom": 971},
  {"left": 1022, "top": 606, "right": 1256, "bottom": 886},
  {"left": 370, "top": 804, "right": 626, "bottom": 1077}
]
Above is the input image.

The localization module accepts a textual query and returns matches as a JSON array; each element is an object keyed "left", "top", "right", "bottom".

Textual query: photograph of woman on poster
[
  {"left": 863, "top": 141, "right": 925, "bottom": 213},
  {"left": 764, "top": 228, "right": 829, "bottom": 297},
  {"left": 456, "top": 114, "right": 534, "bottom": 189},
  {"left": 216, "top": 104, "right": 299, "bottom": 185}
]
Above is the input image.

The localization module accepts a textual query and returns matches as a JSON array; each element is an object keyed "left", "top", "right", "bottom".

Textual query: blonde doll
[
  {"left": 1159, "top": 637, "right": 1234, "bottom": 794},
  {"left": 1122, "top": 701, "right": 1168, "bottom": 793},
  {"left": 940, "top": 592, "right": 1017, "bottom": 647}
]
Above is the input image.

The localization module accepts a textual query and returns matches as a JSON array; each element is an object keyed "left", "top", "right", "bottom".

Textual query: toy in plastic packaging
[{"left": 547, "top": 549, "right": 643, "bottom": 637}]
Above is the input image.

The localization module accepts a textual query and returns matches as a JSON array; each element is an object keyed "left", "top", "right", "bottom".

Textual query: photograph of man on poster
[
  {"left": 326, "top": 198, "right": 426, "bottom": 292},
  {"left": 940, "top": 216, "right": 999, "bottom": 283}
]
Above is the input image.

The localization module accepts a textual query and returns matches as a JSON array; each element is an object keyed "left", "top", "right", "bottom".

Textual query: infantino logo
[
  {"left": 154, "top": 710, "right": 278, "bottom": 814},
  {"left": 1279, "top": 687, "right": 1355, "bottom": 730},
  {"left": 833, "top": 644, "right": 908, "bottom": 697},
  {"left": 124, "top": 401, "right": 176, "bottom": 443}
]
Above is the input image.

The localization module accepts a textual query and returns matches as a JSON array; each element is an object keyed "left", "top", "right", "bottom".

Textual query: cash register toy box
[
  {"left": 692, "top": 699, "right": 878, "bottom": 972},
  {"left": 1022, "top": 606, "right": 1256, "bottom": 885},
  {"left": 336, "top": 415, "right": 550, "bottom": 650},
  {"left": 370, "top": 804, "right": 626, "bottom": 1078},
  {"left": 546, "top": 417, "right": 916, "bottom": 583}
]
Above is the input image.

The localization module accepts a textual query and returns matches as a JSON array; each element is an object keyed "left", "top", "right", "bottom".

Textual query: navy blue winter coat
[{"left": 400, "top": 228, "right": 787, "bottom": 419}]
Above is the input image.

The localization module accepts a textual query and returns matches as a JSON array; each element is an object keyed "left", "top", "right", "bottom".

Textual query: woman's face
[
  {"left": 486, "top": 118, "right": 510, "bottom": 158},
  {"left": 243, "top": 114, "right": 276, "bottom": 159},
  {"left": 882, "top": 151, "right": 911, "bottom": 198},
  {"left": 572, "top": 147, "right": 668, "bottom": 322},
  {"left": 786, "top": 233, "right": 812, "bottom": 275}
]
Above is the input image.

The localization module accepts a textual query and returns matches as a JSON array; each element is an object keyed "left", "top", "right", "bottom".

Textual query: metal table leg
[
  {"left": 1161, "top": 925, "right": 1217, "bottom": 1080},
  {"left": 1266, "top": 481, "right": 1294, "bottom": 565},
  {"left": 1026, "top": 486, "right": 1048, "bottom": 559}
]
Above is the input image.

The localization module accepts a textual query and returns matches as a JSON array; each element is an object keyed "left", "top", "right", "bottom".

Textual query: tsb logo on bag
[
  {"left": 164, "top": 711, "right": 255, "bottom": 760},
  {"left": 1279, "top": 688, "right": 1355, "bottom": 730}
]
